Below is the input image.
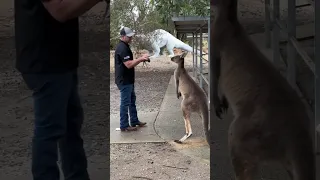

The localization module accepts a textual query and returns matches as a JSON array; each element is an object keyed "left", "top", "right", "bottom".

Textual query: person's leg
[
  {"left": 129, "top": 84, "right": 138, "bottom": 124},
  {"left": 129, "top": 84, "right": 146, "bottom": 127},
  {"left": 22, "top": 72, "right": 73, "bottom": 180},
  {"left": 118, "top": 84, "right": 136, "bottom": 130},
  {"left": 58, "top": 70, "right": 90, "bottom": 180}
]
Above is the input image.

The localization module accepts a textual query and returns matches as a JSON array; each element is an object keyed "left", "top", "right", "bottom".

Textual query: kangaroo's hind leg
[
  {"left": 229, "top": 118, "right": 259, "bottom": 180},
  {"left": 284, "top": 142, "right": 315, "bottom": 180},
  {"left": 174, "top": 99, "right": 193, "bottom": 143},
  {"left": 230, "top": 154, "right": 258, "bottom": 180}
]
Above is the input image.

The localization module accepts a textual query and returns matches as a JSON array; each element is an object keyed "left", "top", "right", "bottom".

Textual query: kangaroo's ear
[{"left": 180, "top": 51, "right": 188, "bottom": 58}]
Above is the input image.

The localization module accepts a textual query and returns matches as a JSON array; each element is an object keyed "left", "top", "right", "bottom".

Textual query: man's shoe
[
  {"left": 132, "top": 122, "right": 147, "bottom": 127},
  {"left": 120, "top": 126, "right": 138, "bottom": 131}
]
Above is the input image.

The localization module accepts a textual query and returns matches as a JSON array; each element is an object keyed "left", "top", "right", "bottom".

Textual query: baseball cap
[{"left": 120, "top": 27, "right": 135, "bottom": 37}]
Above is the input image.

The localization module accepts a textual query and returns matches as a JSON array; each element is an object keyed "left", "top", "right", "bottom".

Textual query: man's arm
[
  {"left": 41, "top": 0, "right": 102, "bottom": 22},
  {"left": 123, "top": 58, "right": 144, "bottom": 69},
  {"left": 118, "top": 47, "right": 149, "bottom": 69}
]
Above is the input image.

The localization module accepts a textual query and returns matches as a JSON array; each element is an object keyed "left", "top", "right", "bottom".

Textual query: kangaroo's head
[
  {"left": 211, "top": 0, "right": 238, "bottom": 22},
  {"left": 170, "top": 51, "right": 188, "bottom": 64}
]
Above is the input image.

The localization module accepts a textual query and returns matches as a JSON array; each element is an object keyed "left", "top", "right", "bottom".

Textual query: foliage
[
  {"left": 150, "top": 0, "right": 209, "bottom": 25},
  {"left": 110, "top": 0, "right": 167, "bottom": 49}
]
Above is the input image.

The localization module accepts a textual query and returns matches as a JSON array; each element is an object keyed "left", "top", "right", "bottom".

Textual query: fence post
[
  {"left": 272, "top": 0, "right": 280, "bottom": 67},
  {"left": 192, "top": 32, "right": 195, "bottom": 77},
  {"left": 315, "top": 0, "right": 320, "bottom": 153},
  {"left": 265, "top": 0, "right": 271, "bottom": 48},
  {"left": 195, "top": 30, "right": 198, "bottom": 81},
  {"left": 287, "top": 0, "right": 297, "bottom": 87},
  {"left": 208, "top": 19, "right": 211, "bottom": 112},
  {"left": 200, "top": 27, "right": 203, "bottom": 88}
]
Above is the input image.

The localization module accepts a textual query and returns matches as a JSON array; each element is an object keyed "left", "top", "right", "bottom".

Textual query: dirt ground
[
  {"left": 110, "top": 143, "right": 210, "bottom": 180},
  {"left": 0, "top": 0, "right": 315, "bottom": 180}
]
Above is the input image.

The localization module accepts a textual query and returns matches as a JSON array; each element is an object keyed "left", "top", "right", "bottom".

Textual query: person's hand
[{"left": 139, "top": 54, "right": 149, "bottom": 62}]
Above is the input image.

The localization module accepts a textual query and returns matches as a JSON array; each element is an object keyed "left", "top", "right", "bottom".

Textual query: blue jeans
[
  {"left": 22, "top": 70, "right": 89, "bottom": 180},
  {"left": 117, "top": 83, "right": 140, "bottom": 129}
]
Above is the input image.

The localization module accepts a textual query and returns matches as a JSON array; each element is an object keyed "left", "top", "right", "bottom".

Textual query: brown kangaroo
[
  {"left": 171, "top": 52, "right": 210, "bottom": 144},
  {"left": 210, "top": 0, "right": 315, "bottom": 179}
]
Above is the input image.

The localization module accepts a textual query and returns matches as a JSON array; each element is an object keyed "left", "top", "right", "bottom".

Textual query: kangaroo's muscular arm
[
  {"left": 210, "top": 12, "right": 229, "bottom": 119},
  {"left": 211, "top": 47, "right": 224, "bottom": 119},
  {"left": 174, "top": 71, "right": 181, "bottom": 99}
]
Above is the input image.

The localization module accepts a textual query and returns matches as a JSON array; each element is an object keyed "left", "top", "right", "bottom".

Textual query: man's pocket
[{"left": 21, "top": 73, "right": 50, "bottom": 93}]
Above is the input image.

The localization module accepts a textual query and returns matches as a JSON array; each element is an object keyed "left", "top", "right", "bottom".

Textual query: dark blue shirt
[
  {"left": 114, "top": 40, "right": 135, "bottom": 85},
  {"left": 14, "top": 0, "right": 79, "bottom": 74}
]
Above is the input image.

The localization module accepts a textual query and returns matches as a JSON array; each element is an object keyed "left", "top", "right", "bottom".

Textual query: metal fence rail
[
  {"left": 191, "top": 22, "right": 209, "bottom": 90},
  {"left": 264, "top": 0, "right": 318, "bottom": 152},
  {"left": 315, "top": 0, "right": 320, "bottom": 157}
]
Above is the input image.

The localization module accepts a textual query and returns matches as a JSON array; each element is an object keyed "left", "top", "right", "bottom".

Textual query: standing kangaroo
[
  {"left": 210, "top": 0, "right": 315, "bottom": 179},
  {"left": 171, "top": 52, "right": 209, "bottom": 144}
]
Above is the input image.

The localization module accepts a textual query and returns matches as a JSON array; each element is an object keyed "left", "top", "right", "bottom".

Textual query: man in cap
[
  {"left": 114, "top": 27, "right": 149, "bottom": 131},
  {"left": 14, "top": 0, "right": 105, "bottom": 179}
]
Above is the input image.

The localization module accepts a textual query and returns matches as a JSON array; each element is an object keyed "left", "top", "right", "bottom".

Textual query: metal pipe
[
  {"left": 286, "top": 0, "right": 296, "bottom": 87},
  {"left": 192, "top": 33, "right": 195, "bottom": 77},
  {"left": 272, "top": 0, "right": 280, "bottom": 67},
  {"left": 195, "top": 31, "right": 198, "bottom": 81},
  {"left": 315, "top": 0, "right": 320, "bottom": 153},
  {"left": 288, "top": 35, "right": 315, "bottom": 74},
  {"left": 306, "top": 0, "right": 315, "bottom": 8},
  {"left": 208, "top": 18, "right": 212, "bottom": 125},
  {"left": 200, "top": 73, "right": 209, "bottom": 85},
  {"left": 207, "top": 19, "right": 210, "bottom": 104},
  {"left": 195, "top": 22, "right": 209, "bottom": 32},
  {"left": 200, "top": 27, "right": 203, "bottom": 88},
  {"left": 274, "top": 19, "right": 315, "bottom": 74},
  {"left": 265, "top": 0, "right": 271, "bottom": 48}
]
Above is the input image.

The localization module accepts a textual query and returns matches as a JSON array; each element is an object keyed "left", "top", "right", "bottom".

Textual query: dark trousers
[
  {"left": 117, "top": 83, "right": 140, "bottom": 129},
  {"left": 22, "top": 70, "right": 89, "bottom": 180}
]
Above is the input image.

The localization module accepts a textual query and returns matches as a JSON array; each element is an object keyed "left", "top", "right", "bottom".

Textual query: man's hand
[
  {"left": 123, "top": 54, "right": 150, "bottom": 69},
  {"left": 139, "top": 54, "right": 149, "bottom": 62},
  {"left": 140, "top": 54, "right": 150, "bottom": 68}
]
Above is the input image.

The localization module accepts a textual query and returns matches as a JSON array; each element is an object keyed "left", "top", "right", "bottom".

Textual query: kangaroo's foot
[{"left": 174, "top": 132, "right": 193, "bottom": 144}]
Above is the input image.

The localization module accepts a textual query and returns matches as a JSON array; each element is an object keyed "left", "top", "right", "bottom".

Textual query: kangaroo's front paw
[
  {"left": 177, "top": 92, "right": 181, "bottom": 99},
  {"left": 213, "top": 99, "right": 224, "bottom": 120},
  {"left": 215, "top": 105, "right": 223, "bottom": 120},
  {"left": 221, "top": 96, "right": 229, "bottom": 113}
]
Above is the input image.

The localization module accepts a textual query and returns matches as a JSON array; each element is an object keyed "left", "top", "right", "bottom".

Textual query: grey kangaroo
[
  {"left": 171, "top": 52, "right": 209, "bottom": 144},
  {"left": 210, "top": 0, "right": 315, "bottom": 179}
]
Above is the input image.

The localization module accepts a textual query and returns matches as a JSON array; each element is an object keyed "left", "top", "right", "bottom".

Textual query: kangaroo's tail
[
  {"left": 288, "top": 133, "right": 315, "bottom": 180},
  {"left": 200, "top": 103, "right": 210, "bottom": 144}
]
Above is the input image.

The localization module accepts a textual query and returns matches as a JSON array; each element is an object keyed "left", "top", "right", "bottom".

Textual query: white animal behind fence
[{"left": 134, "top": 29, "right": 206, "bottom": 59}]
